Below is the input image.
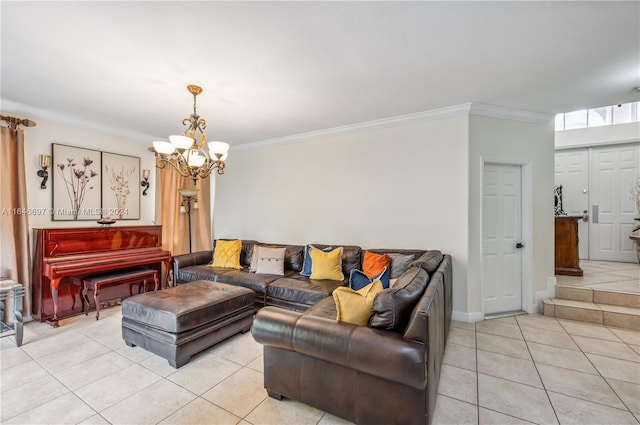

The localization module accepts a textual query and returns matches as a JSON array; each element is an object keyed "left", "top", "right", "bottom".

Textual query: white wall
[
  {"left": 555, "top": 122, "right": 640, "bottom": 149},
  {"left": 215, "top": 115, "right": 470, "bottom": 314},
  {"left": 15, "top": 116, "right": 156, "bottom": 233},
  {"left": 468, "top": 115, "right": 555, "bottom": 318}
]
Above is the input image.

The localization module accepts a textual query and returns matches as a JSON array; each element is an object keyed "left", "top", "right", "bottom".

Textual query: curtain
[
  {"left": 155, "top": 166, "right": 212, "bottom": 262},
  {"left": 0, "top": 126, "right": 32, "bottom": 318}
]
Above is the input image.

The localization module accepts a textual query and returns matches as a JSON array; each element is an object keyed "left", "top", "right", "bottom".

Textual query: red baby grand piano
[{"left": 33, "top": 225, "right": 171, "bottom": 327}]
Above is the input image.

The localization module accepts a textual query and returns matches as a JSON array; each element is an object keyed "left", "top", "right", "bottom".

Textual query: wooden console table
[{"left": 555, "top": 216, "right": 583, "bottom": 276}]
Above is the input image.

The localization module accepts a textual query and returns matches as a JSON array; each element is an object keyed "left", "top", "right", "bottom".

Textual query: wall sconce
[
  {"left": 37, "top": 154, "right": 51, "bottom": 189},
  {"left": 140, "top": 169, "right": 150, "bottom": 195}
]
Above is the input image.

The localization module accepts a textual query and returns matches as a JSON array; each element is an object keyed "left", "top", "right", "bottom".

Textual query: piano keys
[{"left": 33, "top": 225, "right": 171, "bottom": 327}]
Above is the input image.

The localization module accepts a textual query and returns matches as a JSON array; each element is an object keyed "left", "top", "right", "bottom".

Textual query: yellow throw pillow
[
  {"left": 333, "top": 279, "right": 383, "bottom": 326},
  {"left": 211, "top": 239, "right": 242, "bottom": 269},
  {"left": 310, "top": 246, "right": 344, "bottom": 281}
]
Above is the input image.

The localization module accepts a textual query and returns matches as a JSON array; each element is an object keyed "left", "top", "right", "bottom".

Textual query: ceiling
[{"left": 1, "top": 1, "right": 639, "bottom": 146}]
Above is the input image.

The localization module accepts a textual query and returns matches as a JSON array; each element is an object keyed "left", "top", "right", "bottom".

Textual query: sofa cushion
[
  {"left": 249, "top": 244, "right": 261, "bottom": 272},
  {"left": 349, "top": 268, "right": 390, "bottom": 290},
  {"left": 267, "top": 278, "right": 344, "bottom": 308},
  {"left": 212, "top": 269, "right": 281, "bottom": 295},
  {"left": 273, "top": 244, "right": 305, "bottom": 272},
  {"left": 309, "top": 244, "right": 362, "bottom": 277},
  {"left": 387, "top": 253, "right": 415, "bottom": 279},
  {"left": 369, "top": 267, "right": 430, "bottom": 331},
  {"left": 300, "top": 245, "right": 333, "bottom": 276},
  {"left": 211, "top": 239, "right": 242, "bottom": 269},
  {"left": 304, "top": 296, "right": 338, "bottom": 319},
  {"left": 310, "top": 247, "right": 344, "bottom": 281},
  {"left": 240, "top": 240, "right": 260, "bottom": 267},
  {"left": 362, "top": 251, "right": 391, "bottom": 278},
  {"left": 212, "top": 239, "right": 259, "bottom": 267},
  {"left": 177, "top": 265, "right": 232, "bottom": 284},
  {"left": 251, "top": 243, "right": 305, "bottom": 272},
  {"left": 408, "top": 250, "right": 444, "bottom": 274},
  {"left": 255, "top": 247, "right": 286, "bottom": 275},
  {"left": 333, "top": 279, "right": 383, "bottom": 326}
]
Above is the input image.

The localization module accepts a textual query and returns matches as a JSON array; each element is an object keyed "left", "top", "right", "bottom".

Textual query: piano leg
[{"left": 47, "top": 278, "right": 61, "bottom": 328}]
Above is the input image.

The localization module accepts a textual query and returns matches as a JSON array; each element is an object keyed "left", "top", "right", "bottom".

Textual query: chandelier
[{"left": 152, "top": 85, "right": 229, "bottom": 183}]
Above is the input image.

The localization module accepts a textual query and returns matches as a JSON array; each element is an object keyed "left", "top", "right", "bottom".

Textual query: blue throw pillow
[
  {"left": 300, "top": 245, "right": 333, "bottom": 276},
  {"left": 349, "top": 267, "right": 390, "bottom": 290}
]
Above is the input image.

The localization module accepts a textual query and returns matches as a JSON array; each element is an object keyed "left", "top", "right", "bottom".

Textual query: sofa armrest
[
  {"left": 171, "top": 250, "right": 213, "bottom": 283},
  {"left": 253, "top": 306, "right": 427, "bottom": 389}
]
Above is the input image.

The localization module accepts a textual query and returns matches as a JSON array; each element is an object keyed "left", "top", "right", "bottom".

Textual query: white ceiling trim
[
  {"left": 234, "top": 103, "right": 474, "bottom": 152},
  {"left": 233, "top": 102, "right": 553, "bottom": 152},
  {"left": 469, "top": 103, "right": 553, "bottom": 125},
  {"left": 2, "top": 97, "right": 553, "bottom": 150},
  {"left": 0, "top": 98, "right": 157, "bottom": 143}
]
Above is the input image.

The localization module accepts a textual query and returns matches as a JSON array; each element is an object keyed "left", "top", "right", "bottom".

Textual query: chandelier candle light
[{"left": 152, "top": 85, "right": 229, "bottom": 183}]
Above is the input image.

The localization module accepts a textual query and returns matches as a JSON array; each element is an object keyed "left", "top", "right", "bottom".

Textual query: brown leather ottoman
[{"left": 121, "top": 280, "right": 254, "bottom": 368}]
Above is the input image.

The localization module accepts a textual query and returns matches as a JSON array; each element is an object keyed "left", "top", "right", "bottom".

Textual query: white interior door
[
  {"left": 555, "top": 149, "right": 589, "bottom": 259},
  {"left": 483, "top": 163, "right": 523, "bottom": 315},
  {"left": 590, "top": 144, "right": 639, "bottom": 262}
]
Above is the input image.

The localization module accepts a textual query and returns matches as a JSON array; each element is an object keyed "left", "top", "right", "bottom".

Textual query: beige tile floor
[
  {"left": 0, "top": 261, "right": 638, "bottom": 425},
  {"left": 555, "top": 260, "right": 639, "bottom": 293}
]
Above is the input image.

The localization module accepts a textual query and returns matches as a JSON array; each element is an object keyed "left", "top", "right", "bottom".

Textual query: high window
[{"left": 555, "top": 101, "right": 640, "bottom": 131}]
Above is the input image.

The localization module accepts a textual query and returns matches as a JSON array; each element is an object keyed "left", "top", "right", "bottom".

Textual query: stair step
[
  {"left": 543, "top": 298, "right": 640, "bottom": 330},
  {"left": 555, "top": 284, "right": 639, "bottom": 309}
]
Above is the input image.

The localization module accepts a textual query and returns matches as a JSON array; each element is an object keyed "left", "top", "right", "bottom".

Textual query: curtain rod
[{"left": 0, "top": 114, "right": 37, "bottom": 130}]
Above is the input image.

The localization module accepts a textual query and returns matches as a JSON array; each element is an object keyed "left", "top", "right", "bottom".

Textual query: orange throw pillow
[{"left": 362, "top": 251, "right": 391, "bottom": 279}]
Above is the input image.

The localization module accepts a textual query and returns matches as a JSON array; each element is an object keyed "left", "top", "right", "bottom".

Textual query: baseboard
[
  {"left": 452, "top": 310, "right": 484, "bottom": 323},
  {"left": 529, "top": 277, "right": 556, "bottom": 314}
]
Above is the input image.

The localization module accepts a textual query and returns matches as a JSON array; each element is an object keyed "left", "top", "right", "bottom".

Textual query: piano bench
[
  {"left": 121, "top": 280, "right": 254, "bottom": 368},
  {"left": 82, "top": 269, "right": 159, "bottom": 320}
]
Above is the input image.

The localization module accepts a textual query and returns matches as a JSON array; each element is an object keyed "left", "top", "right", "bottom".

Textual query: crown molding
[
  {"left": 0, "top": 98, "right": 156, "bottom": 142},
  {"left": 234, "top": 102, "right": 553, "bottom": 151},
  {"left": 233, "top": 103, "right": 474, "bottom": 151},
  {"left": 469, "top": 103, "right": 553, "bottom": 125},
  {"left": 1, "top": 97, "right": 553, "bottom": 150}
]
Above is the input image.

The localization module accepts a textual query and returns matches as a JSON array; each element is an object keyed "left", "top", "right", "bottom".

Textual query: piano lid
[{"left": 37, "top": 225, "right": 163, "bottom": 257}]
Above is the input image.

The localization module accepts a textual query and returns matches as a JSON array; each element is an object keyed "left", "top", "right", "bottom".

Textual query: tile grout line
[
  {"left": 473, "top": 318, "right": 558, "bottom": 424},
  {"left": 515, "top": 315, "right": 562, "bottom": 425},
  {"left": 4, "top": 327, "right": 102, "bottom": 423},
  {"left": 556, "top": 319, "right": 635, "bottom": 415}
]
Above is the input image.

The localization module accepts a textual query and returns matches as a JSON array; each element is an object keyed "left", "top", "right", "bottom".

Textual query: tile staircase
[{"left": 543, "top": 260, "right": 640, "bottom": 330}]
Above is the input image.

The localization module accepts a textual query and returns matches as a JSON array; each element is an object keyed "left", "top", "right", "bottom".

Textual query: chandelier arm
[
  {"left": 155, "top": 156, "right": 192, "bottom": 179},
  {"left": 195, "top": 167, "right": 213, "bottom": 180},
  {"left": 216, "top": 164, "right": 225, "bottom": 175}
]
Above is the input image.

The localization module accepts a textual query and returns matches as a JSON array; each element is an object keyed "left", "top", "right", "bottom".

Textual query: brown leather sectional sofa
[{"left": 172, "top": 240, "right": 452, "bottom": 425}]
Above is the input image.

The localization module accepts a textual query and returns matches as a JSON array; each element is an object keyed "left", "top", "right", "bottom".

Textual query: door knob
[
  {"left": 582, "top": 210, "right": 589, "bottom": 222},
  {"left": 516, "top": 243, "right": 524, "bottom": 249}
]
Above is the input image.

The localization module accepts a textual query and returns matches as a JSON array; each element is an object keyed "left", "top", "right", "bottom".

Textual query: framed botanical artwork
[
  {"left": 101, "top": 152, "right": 140, "bottom": 220},
  {"left": 52, "top": 144, "right": 102, "bottom": 221}
]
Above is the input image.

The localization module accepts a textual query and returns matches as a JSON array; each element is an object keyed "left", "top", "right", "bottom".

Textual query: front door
[
  {"left": 555, "top": 148, "right": 589, "bottom": 259},
  {"left": 483, "top": 163, "right": 523, "bottom": 315},
  {"left": 590, "top": 144, "right": 639, "bottom": 262}
]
